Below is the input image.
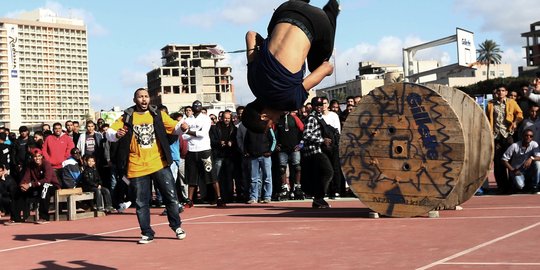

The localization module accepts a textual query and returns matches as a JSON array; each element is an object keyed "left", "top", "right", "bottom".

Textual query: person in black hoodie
[{"left": 81, "top": 154, "right": 114, "bottom": 213}]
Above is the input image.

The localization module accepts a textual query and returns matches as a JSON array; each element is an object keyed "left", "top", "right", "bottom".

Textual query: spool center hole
[
  {"left": 395, "top": 146, "right": 403, "bottom": 154},
  {"left": 402, "top": 163, "right": 411, "bottom": 171}
]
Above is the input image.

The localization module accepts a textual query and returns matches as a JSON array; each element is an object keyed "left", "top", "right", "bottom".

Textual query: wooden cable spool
[
  {"left": 339, "top": 82, "right": 483, "bottom": 217},
  {"left": 426, "top": 84, "right": 494, "bottom": 210}
]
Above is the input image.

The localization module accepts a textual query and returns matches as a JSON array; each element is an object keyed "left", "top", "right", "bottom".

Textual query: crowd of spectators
[
  {"left": 6, "top": 78, "right": 540, "bottom": 224},
  {"left": 0, "top": 94, "right": 363, "bottom": 224},
  {"left": 484, "top": 78, "right": 540, "bottom": 195}
]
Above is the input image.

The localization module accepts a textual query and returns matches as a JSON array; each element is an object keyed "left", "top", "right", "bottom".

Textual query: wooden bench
[{"left": 54, "top": 188, "right": 105, "bottom": 221}]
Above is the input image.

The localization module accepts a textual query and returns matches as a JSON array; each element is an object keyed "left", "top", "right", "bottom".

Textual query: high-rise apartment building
[
  {"left": 0, "top": 9, "right": 90, "bottom": 129},
  {"left": 147, "top": 44, "right": 234, "bottom": 112}
]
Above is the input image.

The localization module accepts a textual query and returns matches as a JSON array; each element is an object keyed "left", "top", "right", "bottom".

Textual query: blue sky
[{"left": 3, "top": 0, "right": 537, "bottom": 111}]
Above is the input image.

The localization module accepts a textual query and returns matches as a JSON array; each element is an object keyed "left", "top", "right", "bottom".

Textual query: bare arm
[
  {"left": 302, "top": 61, "right": 334, "bottom": 91},
  {"left": 245, "top": 31, "right": 263, "bottom": 63}
]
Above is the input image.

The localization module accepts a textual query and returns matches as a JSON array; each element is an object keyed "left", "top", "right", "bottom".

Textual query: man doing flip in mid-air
[{"left": 243, "top": 0, "right": 340, "bottom": 133}]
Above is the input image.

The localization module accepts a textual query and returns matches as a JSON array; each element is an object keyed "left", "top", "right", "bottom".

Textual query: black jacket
[
  {"left": 114, "top": 105, "right": 174, "bottom": 177},
  {"left": 210, "top": 122, "right": 237, "bottom": 158}
]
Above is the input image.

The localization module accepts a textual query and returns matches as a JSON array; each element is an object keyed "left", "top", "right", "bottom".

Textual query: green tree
[{"left": 477, "top": 39, "right": 503, "bottom": 80}]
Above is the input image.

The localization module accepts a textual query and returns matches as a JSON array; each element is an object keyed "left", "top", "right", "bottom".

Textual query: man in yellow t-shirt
[{"left": 106, "top": 88, "right": 186, "bottom": 244}]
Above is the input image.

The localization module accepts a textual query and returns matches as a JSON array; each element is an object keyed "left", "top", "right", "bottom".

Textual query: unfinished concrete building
[{"left": 147, "top": 44, "right": 234, "bottom": 112}]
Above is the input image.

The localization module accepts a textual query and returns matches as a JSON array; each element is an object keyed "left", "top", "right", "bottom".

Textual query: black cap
[
  {"left": 18, "top": 126, "right": 29, "bottom": 132},
  {"left": 311, "top": 96, "right": 324, "bottom": 107}
]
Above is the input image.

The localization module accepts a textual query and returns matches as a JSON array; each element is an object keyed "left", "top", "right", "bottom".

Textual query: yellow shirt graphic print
[{"left": 134, "top": 123, "right": 155, "bottom": 149}]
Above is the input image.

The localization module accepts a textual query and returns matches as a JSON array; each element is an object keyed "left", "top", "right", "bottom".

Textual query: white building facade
[{"left": 0, "top": 9, "right": 90, "bottom": 129}]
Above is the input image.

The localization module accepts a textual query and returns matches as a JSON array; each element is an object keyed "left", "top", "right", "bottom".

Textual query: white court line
[
  {"left": 0, "top": 214, "right": 217, "bottom": 253},
  {"left": 442, "top": 262, "right": 540, "bottom": 266},
  {"left": 416, "top": 221, "right": 540, "bottom": 270},
  {"left": 3, "top": 210, "right": 540, "bottom": 254}
]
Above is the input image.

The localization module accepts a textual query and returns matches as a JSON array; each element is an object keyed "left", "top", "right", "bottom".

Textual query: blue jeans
[
  {"left": 130, "top": 166, "right": 181, "bottom": 237},
  {"left": 511, "top": 161, "right": 540, "bottom": 190},
  {"left": 250, "top": 156, "right": 273, "bottom": 201}
]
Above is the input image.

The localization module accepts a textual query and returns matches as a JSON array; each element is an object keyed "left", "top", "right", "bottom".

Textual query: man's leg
[
  {"left": 313, "top": 153, "right": 334, "bottom": 200},
  {"left": 249, "top": 157, "right": 262, "bottom": 202},
  {"left": 152, "top": 167, "right": 181, "bottom": 231},
  {"left": 92, "top": 187, "right": 104, "bottom": 210},
  {"left": 307, "top": 0, "right": 340, "bottom": 72},
  {"left": 261, "top": 156, "right": 273, "bottom": 201},
  {"left": 130, "top": 176, "right": 155, "bottom": 237},
  {"left": 493, "top": 138, "right": 511, "bottom": 193},
  {"left": 38, "top": 186, "right": 56, "bottom": 221},
  {"left": 533, "top": 161, "right": 540, "bottom": 193},
  {"left": 184, "top": 152, "right": 198, "bottom": 206}
]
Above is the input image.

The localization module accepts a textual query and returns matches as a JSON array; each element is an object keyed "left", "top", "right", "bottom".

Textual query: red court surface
[{"left": 1, "top": 195, "right": 539, "bottom": 270}]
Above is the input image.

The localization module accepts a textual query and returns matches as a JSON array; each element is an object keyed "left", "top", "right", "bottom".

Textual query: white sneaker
[
  {"left": 175, "top": 228, "right": 187, "bottom": 240},
  {"left": 138, "top": 235, "right": 154, "bottom": 244},
  {"left": 118, "top": 201, "right": 132, "bottom": 213}
]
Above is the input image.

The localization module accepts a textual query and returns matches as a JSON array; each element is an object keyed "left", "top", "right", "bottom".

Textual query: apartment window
[{"left": 498, "top": 70, "right": 504, "bottom": 77}]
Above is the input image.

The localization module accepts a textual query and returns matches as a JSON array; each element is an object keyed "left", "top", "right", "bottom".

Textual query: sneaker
[
  {"left": 293, "top": 186, "right": 306, "bottom": 200},
  {"left": 5, "top": 220, "right": 23, "bottom": 226},
  {"left": 216, "top": 198, "right": 227, "bottom": 208},
  {"left": 278, "top": 184, "right": 290, "bottom": 201},
  {"left": 475, "top": 188, "right": 484, "bottom": 196},
  {"left": 138, "top": 235, "right": 154, "bottom": 244},
  {"left": 262, "top": 198, "right": 271, "bottom": 204},
  {"left": 105, "top": 207, "right": 117, "bottom": 214},
  {"left": 329, "top": 193, "right": 340, "bottom": 200},
  {"left": 247, "top": 199, "right": 257, "bottom": 204},
  {"left": 183, "top": 199, "right": 194, "bottom": 209},
  {"left": 118, "top": 201, "right": 132, "bottom": 213},
  {"left": 35, "top": 219, "right": 50, "bottom": 224},
  {"left": 175, "top": 228, "right": 187, "bottom": 240},
  {"left": 312, "top": 198, "right": 331, "bottom": 209}
]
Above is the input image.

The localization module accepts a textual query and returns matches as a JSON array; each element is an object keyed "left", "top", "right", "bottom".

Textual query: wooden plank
[
  {"left": 57, "top": 187, "right": 83, "bottom": 196},
  {"left": 339, "top": 83, "right": 464, "bottom": 217},
  {"left": 426, "top": 84, "right": 493, "bottom": 209}
]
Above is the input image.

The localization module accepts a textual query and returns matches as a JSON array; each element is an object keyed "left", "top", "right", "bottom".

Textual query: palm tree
[{"left": 477, "top": 39, "right": 503, "bottom": 80}]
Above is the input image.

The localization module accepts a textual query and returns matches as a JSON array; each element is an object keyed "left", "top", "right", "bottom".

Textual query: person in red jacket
[
  {"left": 19, "top": 148, "right": 61, "bottom": 223},
  {"left": 43, "top": 122, "right": 75, "bottom": 181}
]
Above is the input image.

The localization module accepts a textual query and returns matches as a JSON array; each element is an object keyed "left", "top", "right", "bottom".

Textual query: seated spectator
[
  {"left": 502, "top": 129, "right": 540, "bottom": 193},
  {"left": 520, "top": 104, "right": 540, "bottom": 143},
  {"left": 19, "top": 148, "right": 61, "bottom": 224},
  {"left": 62, "top": 148, "right": 83, "bottom": 188},
  {"left": 0, "top": 164, "right": 16, "bottom": 219},
  {"left": 81, "top": 154, "right": 114, "bottom": 213}
]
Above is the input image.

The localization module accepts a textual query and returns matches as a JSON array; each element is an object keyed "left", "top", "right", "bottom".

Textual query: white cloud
[
  {"left": 120, "top": 69, "right": 147, "bottom": 89},
  {"left": 180, "top": 0, "right": 281, "bottom": 28},
  {"left": 44, "top": 1, "right": 108, "bottom": 37},
  {"left": 454, "top": 0, "right": 537, "bottom": 46}
]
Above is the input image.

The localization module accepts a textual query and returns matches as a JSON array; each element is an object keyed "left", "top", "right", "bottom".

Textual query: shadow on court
[
  {"left": 13, "top": 233, "right": 154, "bottom": 243},
  {"left": 228, "top": 206, "right": 373, "bottom": 218},
  {"left": 33, "top": 260, "right": 117, "bottom": 270}
]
